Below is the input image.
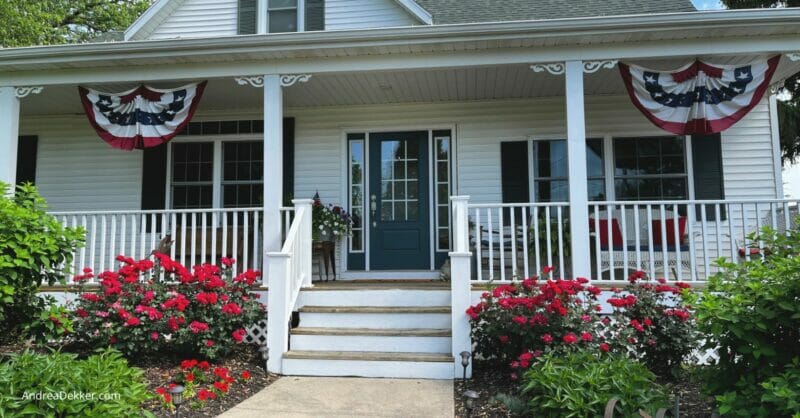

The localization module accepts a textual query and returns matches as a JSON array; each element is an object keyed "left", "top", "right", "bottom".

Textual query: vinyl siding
[
  {"left": 325, "top": 0, "right": 418, "bottom": 30},
  {"left": 21, "top": 117, "right": 143, "bottom": 212},
  {"left": 147, "top": 0, "right": 239, "bottom": 40}
]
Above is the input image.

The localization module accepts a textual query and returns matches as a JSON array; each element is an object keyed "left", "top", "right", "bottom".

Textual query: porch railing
[
  {"left": 266, "top": 199, "right": 314, "bottom": 374},
  {"left": 453, "top": 197, "right": 799, "bottom": 283},
  {"left": 49, "top": 206, "right": 295, "bottom": 283}
]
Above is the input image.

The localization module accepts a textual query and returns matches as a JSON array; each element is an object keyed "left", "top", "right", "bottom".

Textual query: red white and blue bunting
[
  {"left": 619, "top": 56, "right": 780, "bottom": 135},
  {"left": 79, "top": 81, "right": 207, "bottom": 150}
]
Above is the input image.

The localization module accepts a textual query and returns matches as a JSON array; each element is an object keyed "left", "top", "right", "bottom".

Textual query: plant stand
[{"left": 313, "top": 241, "right": 336, "bottom": 282}]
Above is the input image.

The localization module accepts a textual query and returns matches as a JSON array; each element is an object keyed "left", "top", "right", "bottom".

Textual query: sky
[{"left": 691, "top": 0, "right": 724, "bottom": 9}]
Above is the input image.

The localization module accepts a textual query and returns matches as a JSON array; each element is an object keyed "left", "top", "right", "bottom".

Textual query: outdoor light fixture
[
  {"left": 460, "top": 351, "right": 471, "bottom": 382},
  {"left": 463, "top": 390, "right": 479, "bottom": 418},
  {"left": 169, "top": 384, "right": 185, "bottom": 418},
  {"left": 259, "top": 345, "right": 269, "bottom": 370}
]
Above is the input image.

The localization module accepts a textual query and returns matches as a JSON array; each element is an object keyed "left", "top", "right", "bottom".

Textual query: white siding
[
  {"left": 148, "top": 0, "right": 238, "bottom": 40},
  {"left": 21, "top": 117, "right": 143, "bottom": 212},
  {"left": 325, "top": 0, "right": 418, "bottom": 30}
]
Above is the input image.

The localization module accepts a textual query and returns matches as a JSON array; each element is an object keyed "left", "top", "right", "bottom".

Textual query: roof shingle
[{"left": 412, "top": 0, "right": 697, "bottom": 25}]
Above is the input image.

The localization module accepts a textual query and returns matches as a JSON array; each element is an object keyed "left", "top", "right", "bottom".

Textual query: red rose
[
  {"left": 214, "top": 381, "right": 229, "bottom": 393},
  {"left": 542, "top": 266, "right": 555, "bottom": 274},
  {"left": 541, "top": 334, "right": 553, "bottom": 344},
  {"left": 168, "top": 317, "right": 181, "bottom": 331},
  {"left": 125, "top": 317, "right": 141, "bottom": 327},
  {"left": 221, "top": 303, "right": 242, "bottom": 316},
  {"left": 241, "top": 371, "right": 251, "bottom": 380},
  {"left": 599, "top": 343, "right": 610, "bottom": 352},
  {"left": 189, "top": 321, "right": 209, "bottom": 333},
  {"left": 581, "top": 332, "right": 593, "bottom": 342},
  {"left": 206, "top": 339, "right": 215, "bottom": 347},
  {"left": 232, "top": 328, "right": 246, "bottom": 342},
  {"left": 150, "top": 332, "right": 159, "bottom": 341},
  {"left": 499, "top": 335, "right": 509, "bottom": 344},
  {"left": 643, "top": 317, "right": 653, "bottom": 327},
  {"left": 221, "top": 257, "right": 236, "bottom": 267},
  {"left": 76, "top": 308, "right": 89, "bottom": 318},
  {"left": 198, "top": 361, "right": 210, "bottom": 370},
  {"left": 562, "top": 333, "right": 578, "bottom": 344},
  {"left": 512, "top": 316, "right": 527, "bottom": 326},
  {"left": 181, "top": 359, "right": 198, "bottom": 370},
  {"left": 630, "top": 319, "right": 644, "bottom": 332}
]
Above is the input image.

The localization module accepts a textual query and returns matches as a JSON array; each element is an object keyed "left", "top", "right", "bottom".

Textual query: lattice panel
[{"left": 244, "top": 318, "right": 268, "bottom": 346}]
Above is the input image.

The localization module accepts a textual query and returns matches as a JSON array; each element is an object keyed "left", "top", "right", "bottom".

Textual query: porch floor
[{"left": 217, "top": 376, "right": 453, "bottom": 418}]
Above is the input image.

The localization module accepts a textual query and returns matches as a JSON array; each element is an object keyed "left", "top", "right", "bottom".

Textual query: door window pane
[
  {"left": 379, "top": 139, "right": 419, "bottom": 221},
  {"left": 434, "top": 133, "right": 452, "bottom": 251}
]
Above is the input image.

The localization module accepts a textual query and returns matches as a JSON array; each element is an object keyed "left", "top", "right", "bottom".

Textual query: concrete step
[
  {"left": 282, "top": 350, "right": 455, "bottom": 379},
  {"left": 298, "top": 288, "right": 450, "bottom": 307},
  {"left": 297, "top": 306, "right": 452, "bottom": 329},
  {"left": 290, "top": 327, "right": 452, "bottom": 353}
]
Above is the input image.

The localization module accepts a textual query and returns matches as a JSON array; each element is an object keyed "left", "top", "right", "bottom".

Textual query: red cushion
[
  {"left": 590, "top": 219, "right": 623, "bottom": 247},
  {"left": 652, "top": 217, "right": 687, "bottom": 246}
]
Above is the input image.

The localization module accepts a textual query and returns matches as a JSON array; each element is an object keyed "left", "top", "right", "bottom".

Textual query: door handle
[{"left": 370, "top": 194, "right": 377, "bottom": 227}]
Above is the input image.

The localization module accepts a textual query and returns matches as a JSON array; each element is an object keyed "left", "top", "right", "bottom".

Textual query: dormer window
[{"left": 268, "top": 0, "right": 298, "bottom": 33}]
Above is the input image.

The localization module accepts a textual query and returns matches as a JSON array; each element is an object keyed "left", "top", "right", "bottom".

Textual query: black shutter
[
  {"left": 238, "top": 0, "right": 257, "bottom": 34},
  {"left": 283, "top": 117, "right": 295, "bottom": 205},
  {"left": 501, "top": 141, "right": 529, "bottom": 224},
  {"left": 141, "top": 143, "right": 169, "bottom": 231},
  {"left": 692, "top": 134, "right": 726, "bottom": 221},
  {"left": 16, "top": 136, "right": 38, "bottom": 185},
  {"left": 305, "top": 0, "right": 325, "bottom": 31}
]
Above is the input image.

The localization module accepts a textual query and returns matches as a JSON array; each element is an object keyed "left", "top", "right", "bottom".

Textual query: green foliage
[
  {"left": 688, "top": 220, "right": 800, "bottom": 417},
  {"left": 521, "top": 351, "right": 670, "bottom": 418},
  {"left": 23, "top": 303, "right": 74, "bottom": 346},
  {"left": 0, "top": 0, "right": 152, "bottom": 47},
  {"left": 0, "top": 349, "right": 153, "bottom": 417},
  {"left": 0, "top": 183, "right": 84, "bottom": 342},
  {"left": 491, "top": 392, "right": 529, "bottom": 416}
]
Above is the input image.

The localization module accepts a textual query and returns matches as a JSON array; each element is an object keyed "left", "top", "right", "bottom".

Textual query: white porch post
[
  {"left": 565, "top": 61, "right": 591, "bottom": 279},
  {"left": 0, "top": 87, "right": 20, "bottom": 188},
  {"left": 263, "top": 74, "right": 284, "bottom": 275},
  {"left": 450, "top": 195, "right": 472, "bottom": 378}
]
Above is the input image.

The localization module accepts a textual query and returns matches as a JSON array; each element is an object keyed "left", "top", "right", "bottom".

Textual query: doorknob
[{"left": 370, "top": 194, "right": 377, "bottom": 227}]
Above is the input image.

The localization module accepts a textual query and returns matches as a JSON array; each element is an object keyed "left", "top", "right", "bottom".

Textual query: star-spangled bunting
[
  {"left": 79, "top": 81, "right": 207, "bottom": 150},
  {"left": 619, "top": 56, "right": 780, "bottom": 135}
]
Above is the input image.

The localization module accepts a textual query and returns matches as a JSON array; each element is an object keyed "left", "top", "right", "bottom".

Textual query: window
[
  {"left": 613, "top": 137, "right": 687, "bottom": 200},
  {"left": 434, "top": 131, "right": 452, "bottom": 251},
  {"left": 222, "top": 141, "right": 264, "bottom": 208},
  {"left": 268, "top": 0, "right": 298, "bottom": 33},
  {"left": 348, "top": 134, "right": 365, "bottom": 253},
  {"left": 171, "top": 143, "right": 214, "bottom": 209},
  {"left": 528, "top": 139, "right": 605, "bottom": 202}
]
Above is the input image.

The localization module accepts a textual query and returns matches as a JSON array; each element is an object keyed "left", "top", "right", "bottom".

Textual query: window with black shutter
[
  {"left": 305, "top": 0, "right": 324, "bottom": 31},
  {"left": 691, "top": 134, "right": 726, "bottom": 221},
  {"left": 238, "top": 0, "right": 257, "bottom": 34}
]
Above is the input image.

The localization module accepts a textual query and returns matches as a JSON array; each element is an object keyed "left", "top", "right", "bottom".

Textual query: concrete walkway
[{"left": 218, "top": 376, "right": 454, "bottom": 418}]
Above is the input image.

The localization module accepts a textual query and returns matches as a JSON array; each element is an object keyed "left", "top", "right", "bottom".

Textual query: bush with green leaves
[
  {"left": 521, "top": 351, "right": 670, "bottom": 418},
  {"left": 688, "top": 220, "right": 800, "bottom": 417},
  {"left": 0, "top": 349, "right": 153, "bottom": 417},
  {"left": 0, "top": 182, "right": 84, "bottom": 342}
]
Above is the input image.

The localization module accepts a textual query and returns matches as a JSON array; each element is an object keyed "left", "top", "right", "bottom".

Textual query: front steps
[{"left": 281, "top": 282, "right": 456, "bottom": 379}]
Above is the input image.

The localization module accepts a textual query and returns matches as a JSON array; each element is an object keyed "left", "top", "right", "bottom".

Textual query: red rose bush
[
  {"left": 71, "top": 254, "right": 264, "bottom": 359},
  {"left": 468, "top": 271, "right": 608, "bottom": 376}
]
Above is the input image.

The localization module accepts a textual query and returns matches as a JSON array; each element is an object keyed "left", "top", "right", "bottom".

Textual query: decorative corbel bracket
[
  {"left": 583, "top": 60, "right": 619, "bottom": 73},
  {"left": 15, "top": 86, "right": 43, "bottom": 99},
  {"left": 234, "top": 74, "right": 312, "bottom": 88},
  {"left": 279, "top": 74, "right": 312, "bottom": 87},
  {"left": 530, "top": 63, "right": 565, "bottom": 75},
  {"left": 235, "top": 76, "right": 265, "bottom": 88}
]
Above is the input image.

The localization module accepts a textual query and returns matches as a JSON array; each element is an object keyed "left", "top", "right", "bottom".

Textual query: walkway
[{"left": 218, "top": 376, "right": 454, "bottom": 418}]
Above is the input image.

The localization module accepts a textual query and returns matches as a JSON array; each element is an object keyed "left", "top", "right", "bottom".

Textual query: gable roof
[{"left": 412, "top": 0, "right": 696, "bottom": 24}]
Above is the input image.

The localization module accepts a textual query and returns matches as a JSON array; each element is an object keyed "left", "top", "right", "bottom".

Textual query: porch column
[
  {"left": 263, "top": 74, "right": 284, "bottom": 261},
  {"left": 564, "top": 61, "right": 591, "bottom": 279},
  {"left": 0, "top": 87, "right": 21, "bottom": 188}
]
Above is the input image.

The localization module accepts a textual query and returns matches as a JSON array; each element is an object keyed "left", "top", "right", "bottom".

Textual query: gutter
[{"left": 0, "top": 9, "right": 799, "bottom": 68}]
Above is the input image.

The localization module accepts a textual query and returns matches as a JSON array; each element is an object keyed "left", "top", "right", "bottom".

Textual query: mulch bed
[
  {"left": 454, "top": 361, "right": 715, "bottom": 418},
  {"left": 0, "top": 342, "right": 278, "bottom": 418}
]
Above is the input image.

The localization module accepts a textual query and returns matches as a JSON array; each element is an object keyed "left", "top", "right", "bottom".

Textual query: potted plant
[{"left": 311, "top": 193, "right": 353, "bottom": 281}]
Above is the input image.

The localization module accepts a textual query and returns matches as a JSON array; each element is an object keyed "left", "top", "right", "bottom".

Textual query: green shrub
[
  {"left": 689, "top": 220, "right": 800, "bottom": 417},
  {"left": 0, "top": 183, "right": 84, "bottom": 342},
  {"left": 521, "top": 351, "right": 669, "bottom": 418},
  {"left": 0, "top": 349, "right": 153, "bottom": 417}
]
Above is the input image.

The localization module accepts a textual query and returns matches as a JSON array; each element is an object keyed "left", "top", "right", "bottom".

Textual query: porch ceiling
[{"left": 20, "top": 55, "right": 800, "bottom": 117}]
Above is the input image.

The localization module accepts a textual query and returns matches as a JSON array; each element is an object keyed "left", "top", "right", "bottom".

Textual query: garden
[
  {"left": 457, "top": 219, "right": 800, "bottom": 417},
  {"left": 0, "top": 183, "right": 277, "bottom": 417}
]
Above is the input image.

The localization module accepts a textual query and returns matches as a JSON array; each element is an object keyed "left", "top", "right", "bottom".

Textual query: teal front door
[{"left": 369, "top": 131, "right": 430, "bottom": 270}]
